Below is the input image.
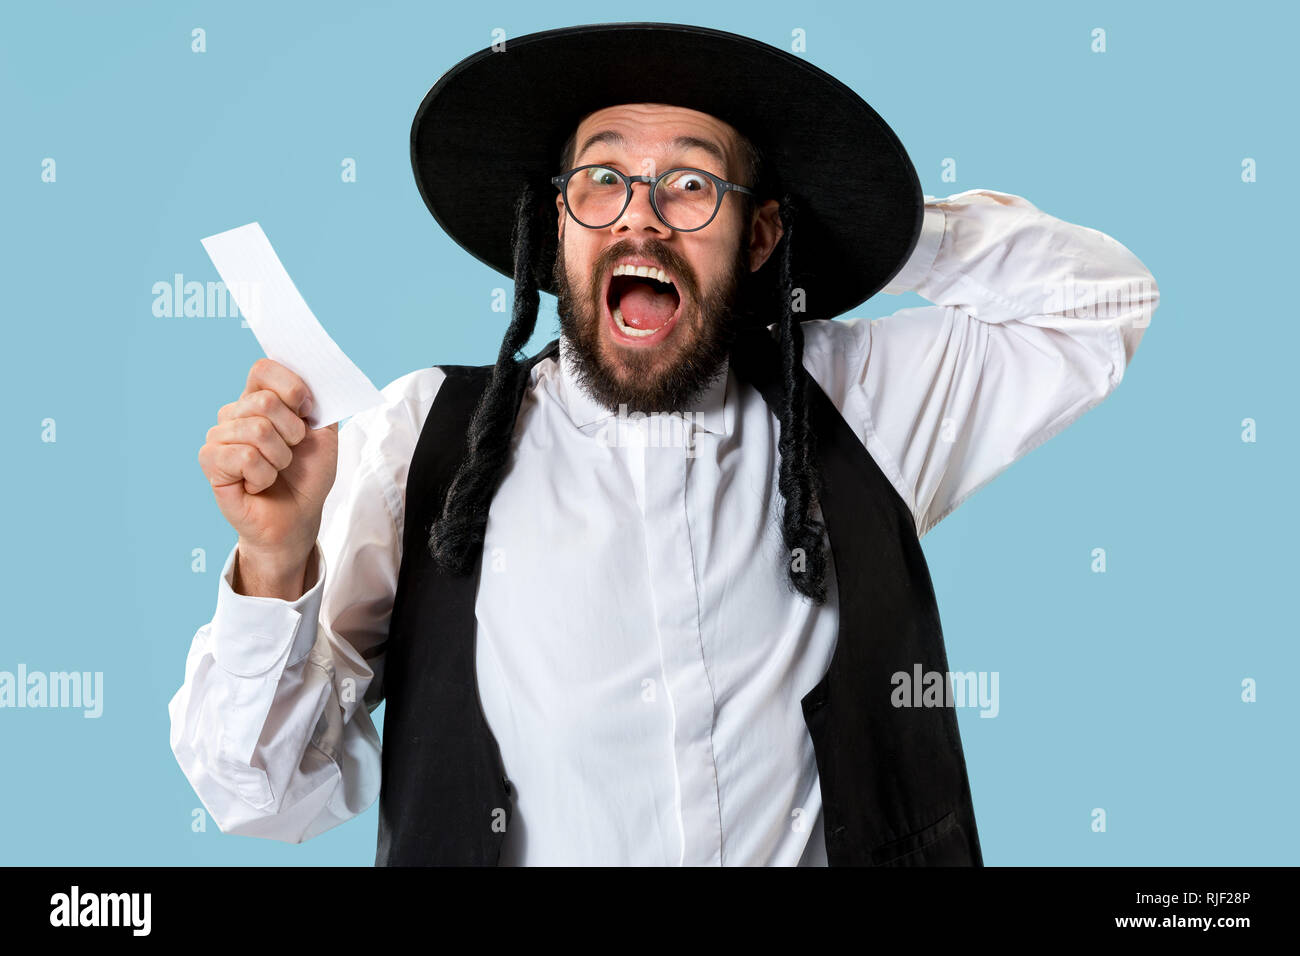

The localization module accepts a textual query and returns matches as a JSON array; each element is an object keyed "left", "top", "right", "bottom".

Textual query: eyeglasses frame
[{"left": 551, "top": 163, "right": 756, "bottom": 233}]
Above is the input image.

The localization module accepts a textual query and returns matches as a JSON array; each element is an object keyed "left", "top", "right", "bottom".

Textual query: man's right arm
[{"left": 169, "top": 366, "right": 445, "bottom": 844}]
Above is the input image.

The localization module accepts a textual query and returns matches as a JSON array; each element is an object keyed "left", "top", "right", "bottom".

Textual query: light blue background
[{"left": 2, "top": 0, "right": 1293, "bottom": 866}]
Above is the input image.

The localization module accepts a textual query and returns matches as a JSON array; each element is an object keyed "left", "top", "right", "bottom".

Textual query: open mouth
[{"left": 604, "top": 265, "right": 683, "bottom": 343}]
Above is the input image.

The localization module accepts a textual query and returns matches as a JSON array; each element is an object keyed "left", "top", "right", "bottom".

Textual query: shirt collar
[{"left": 556, "top": 332, "right": 732, "bottom": 437}]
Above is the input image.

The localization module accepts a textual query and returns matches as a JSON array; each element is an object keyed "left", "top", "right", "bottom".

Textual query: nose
[{"left": 612, "top": 180, "right": 671, "bottom": 237}]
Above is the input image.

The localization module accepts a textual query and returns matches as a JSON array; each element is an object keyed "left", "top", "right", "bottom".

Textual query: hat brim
[{"left": 411, "top": 21, "right": 922, "bottom": 323}]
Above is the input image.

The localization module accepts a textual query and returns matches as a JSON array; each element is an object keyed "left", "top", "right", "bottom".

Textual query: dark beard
[{"left": 553, "top": 231, "right": 753, "bottom": 416}]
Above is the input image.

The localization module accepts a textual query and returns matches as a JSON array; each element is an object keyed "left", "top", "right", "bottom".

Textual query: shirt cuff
[
  {"left": 210, "top": 541, "right": 326, "bottom": 678},
  {"left": 881, "top": 199, "right": 946, "bottom": 296}
]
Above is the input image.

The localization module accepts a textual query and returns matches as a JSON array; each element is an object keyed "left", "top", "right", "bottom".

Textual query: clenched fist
[{"left": 197, "top": 358, "right": 338, "bottom": 598}]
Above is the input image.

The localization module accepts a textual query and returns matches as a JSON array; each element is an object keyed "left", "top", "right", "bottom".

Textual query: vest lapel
[
  {"left": 731, "top": 325, "right": 982, "bottom": 865},
  {"left": 378, "top": 343, "right": 559, "bottom": 865}
]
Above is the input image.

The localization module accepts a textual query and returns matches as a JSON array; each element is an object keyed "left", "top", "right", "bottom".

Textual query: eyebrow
[{"left": 576, "top": 130, "right": 730, "bottom": 172}]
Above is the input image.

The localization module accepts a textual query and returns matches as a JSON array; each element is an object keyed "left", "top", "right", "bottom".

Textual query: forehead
[{"left": 572, "top": 102, "right": 740, "bottom": 171}]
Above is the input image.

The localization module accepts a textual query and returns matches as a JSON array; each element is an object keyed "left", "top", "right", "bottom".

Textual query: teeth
[
  {"left": 612, "top": 306, "right": 662, "bottom": 337},
  {"left": 609, "top": 263, "right": 676, "bottom": 338},
  {"left": 613, "top": 263, "right": 671, "bottom": 285}
]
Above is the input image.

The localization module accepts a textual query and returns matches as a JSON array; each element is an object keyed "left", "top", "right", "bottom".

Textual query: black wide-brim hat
[{"left": 411, "top": 22, "right": 922, "bottom": 324}]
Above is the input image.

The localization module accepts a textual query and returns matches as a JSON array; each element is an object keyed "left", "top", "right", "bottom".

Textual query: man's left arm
[{"left": 802, "top": 187, "right": 1160, "bottom": 538}]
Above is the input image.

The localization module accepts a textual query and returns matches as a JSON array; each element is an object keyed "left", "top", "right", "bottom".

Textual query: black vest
[{"left": 377, "top": 329, "right": 983, "bottom": 866}]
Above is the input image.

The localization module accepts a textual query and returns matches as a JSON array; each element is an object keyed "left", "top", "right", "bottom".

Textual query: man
[{"left": 172, "top": 23, "right": 1159, "bottom": 865}]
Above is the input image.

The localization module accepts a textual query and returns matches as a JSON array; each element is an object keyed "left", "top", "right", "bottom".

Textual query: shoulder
[
  {"left": 799, "top": 316, "right": 871, "bottom": 358},
  {"left": 787, "top": 317, "right": 873, "bottom": 406},
  {"left": 339, "top": 366, "right": 448, "bottom": 465}
]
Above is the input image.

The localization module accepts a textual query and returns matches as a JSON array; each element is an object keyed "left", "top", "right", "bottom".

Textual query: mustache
[{"left": 588, "top": 238, "right": 699, "bottom": 305}]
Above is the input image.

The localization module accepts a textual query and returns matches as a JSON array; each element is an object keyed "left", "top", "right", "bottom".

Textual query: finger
[
  {"left": 199, "top": 442, "right": 279, "bottom": 495},
  {"left": 217, "top": 388, "right": 308, "bottom": 447},
  {"left": 242, "top": 358, "right": 314, "bottom": 418},
  {"left": 205, "top": 416, "right": 294, "bottom": 471}
]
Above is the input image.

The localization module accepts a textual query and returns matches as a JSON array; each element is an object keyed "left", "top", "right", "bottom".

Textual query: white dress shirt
[{"left": 168, "top": 188, "right": 1158, "bottom": 865}]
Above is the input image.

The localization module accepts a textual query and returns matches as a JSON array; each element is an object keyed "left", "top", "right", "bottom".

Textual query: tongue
[{"left": 617, "top": 280, "right": 677, "bottom": 330}]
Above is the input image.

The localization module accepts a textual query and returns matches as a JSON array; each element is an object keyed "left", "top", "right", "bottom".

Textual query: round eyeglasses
[{"left": 551, "top": 164, "right": 756, "bottom": 232}]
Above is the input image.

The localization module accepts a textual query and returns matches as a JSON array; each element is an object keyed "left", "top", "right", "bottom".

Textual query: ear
[
  {"left": 746, "top": 198, "right": 783, "bottom": 272},
  {"left": 556, "top": 193, "right": 566, "bottom": 242}
]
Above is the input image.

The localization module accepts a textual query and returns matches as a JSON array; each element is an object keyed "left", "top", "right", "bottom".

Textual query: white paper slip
[{"left": 200, "top": 222, "right": 384, "bottom": 429}]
